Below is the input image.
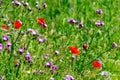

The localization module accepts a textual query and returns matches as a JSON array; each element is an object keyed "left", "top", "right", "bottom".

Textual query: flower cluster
[
  {"left": 25, "top": 52, "right": 32, "bottom": 62},
  {"left": 68, "top": 18, "right": 84, "bottom": 28},
  {"left": 45, "top": 61, "right": 58, "bottom": 74},
  {"left": 11, "top": 1, "right": 47, "bottom": 11}
]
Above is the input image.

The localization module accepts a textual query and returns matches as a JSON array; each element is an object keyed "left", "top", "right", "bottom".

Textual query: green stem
[{"left": 83, "top": 48, "right": 112, "bottom": 68}]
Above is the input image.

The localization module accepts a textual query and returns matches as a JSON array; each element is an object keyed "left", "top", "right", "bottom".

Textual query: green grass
[{"left": 0, "top": 0, "right": 120, "bottom": 80}]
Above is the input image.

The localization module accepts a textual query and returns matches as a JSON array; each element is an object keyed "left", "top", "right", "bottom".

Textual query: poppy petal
[
  {"left": 92, "top": 61, "right": 102, "bottom": 69},
  {"left": 14, "top": 20, "right": 22, "bottom": 29},
  {"left": 69, "top": 46, "right": 80, "bottom": 54},
  {"left": 2, "top": 24, "right": 9, "bottom": 30},
  {"left": 37, "top": 18, "right": 45, "bottom": 25}
]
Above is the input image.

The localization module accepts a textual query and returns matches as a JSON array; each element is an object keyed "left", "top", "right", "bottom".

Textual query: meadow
[{"left": 0, "top": 0, "right": 120, "bottom": 80}]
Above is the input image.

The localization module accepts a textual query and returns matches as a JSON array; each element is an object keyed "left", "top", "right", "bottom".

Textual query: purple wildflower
[
  {"left": 6, "top": 42, "right": 12, "bottom": 47},
  {"left": 25, "top": 52, "right": 32, "bottom": 62},
  {"left": 50, "top": 77, "right": 54, "bottom": 80},
  {"left": 44, "top": 53, "right": 49, "bottom": 59},
  {"left": 15, "top": 63, "right": 19, "bottom": 67},
  {"left": 27, "top": 28, "right": 33, "bottom": 32},
  {"left": 43, "top": 3, "right": 47, "bottom": 8},
  {"left": 12, "top": 1, "right": 21, "bottom": 6},
  {"left": 52, "top": 65, "right": 58, "bottom": 70},
  {"left": 55, "top": 50, "right": 60, "bottom": 55},
  {"left": 68, "top": 18, "right": 78, "bottom": 24},
  {"left": 14, "top": 59, "right": 20, "bottom": 67},
  {"left": 45, "top": 62, "right": 53, "bottom": 67},
  {"left": 96, "top": 9, "right": 103, "bottom": 15},
  {"left": 11, "top": 1, "right": 15, "bottom": 5},
  {"left": 112, "top": 42, "right": 117, "bottom": 48},
  {"left": 37, "top": 34, "right": 42, "bottom": 37},
  {"left": 101, "top": 71, "right": 107, "bottom": 76},
  {"left": 27, "top": 28, "right": 37, "bottom": 35},
  {"left": 14, "top": 1, "right": 21, "bottom": 6},
  {"left": 64, "top": 75, "right": 74, "bottom": 80},
  {"left": 51, "top": 65, "right": 58, "bottom": 74},
  {"left": 42, "top": 37, "right": 47, "bottom": 42},
  {"left": 6, "top": 42, "right": 12, "bottom": 52},
  {"left": 38, "top": 38, "right": 43, "bottom": 43},
  {"left": 2, "top": 35, "right": 9, "bottom": 41},
  {"left": 79, "top": 22, "right": 84, "bottom": 27},
  {"left": 19, "top": 48, "right": 24, "bottom": 54},
  {"left": 95, "top": 20, "right": 104, "bottom": 26},
  {"left": 0, "top": 43, "right": 3, "bottom": 50}
]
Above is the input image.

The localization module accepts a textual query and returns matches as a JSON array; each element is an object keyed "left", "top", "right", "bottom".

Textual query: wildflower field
[{"left": 0, "top": 0, "right": 120, "bottom": 80}]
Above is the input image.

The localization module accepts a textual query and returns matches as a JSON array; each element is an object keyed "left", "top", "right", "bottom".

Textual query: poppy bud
[{"left": 83, "top": 44, "right": 88, "bottom": 49}]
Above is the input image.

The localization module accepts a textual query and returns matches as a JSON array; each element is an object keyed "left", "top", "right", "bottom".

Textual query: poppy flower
[
  {"left": 2, "top": 24, "right": 9, "bottom": 30},
  {"left": 69, "top": 46, "right": 80, "bottom": 54},
  {"left": 37, "top": 18, "right": 47, "bottom": 28},
  {"left": 14, "top": 20, "right": 22, "bottom": 29},
  {"left": 92, "top": 60, "right": 102, "bottom": 69},
  {"left": 37, "top": 18, "right": 45, "bottom": 25}
]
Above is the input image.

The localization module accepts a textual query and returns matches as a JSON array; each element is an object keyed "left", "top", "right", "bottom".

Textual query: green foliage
[{"left": 0, "top": 0, "right": 120, "bottom": 80}]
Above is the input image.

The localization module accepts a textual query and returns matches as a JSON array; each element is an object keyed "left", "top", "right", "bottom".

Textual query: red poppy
[
  {"left": 2, "top": 24, "right": 9, "bottom": 30},
  {"left": 69, "top": 46, "right": 80, "bottom": 54},
  {"left": 14, "top": 20, "right": 22, "bottom": 29},
  {"left": 37, "top": 18, "right": 45, "bottom": 25},
  {"left": 92, "top": 61, "right": 102, "bottom": 69}
]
